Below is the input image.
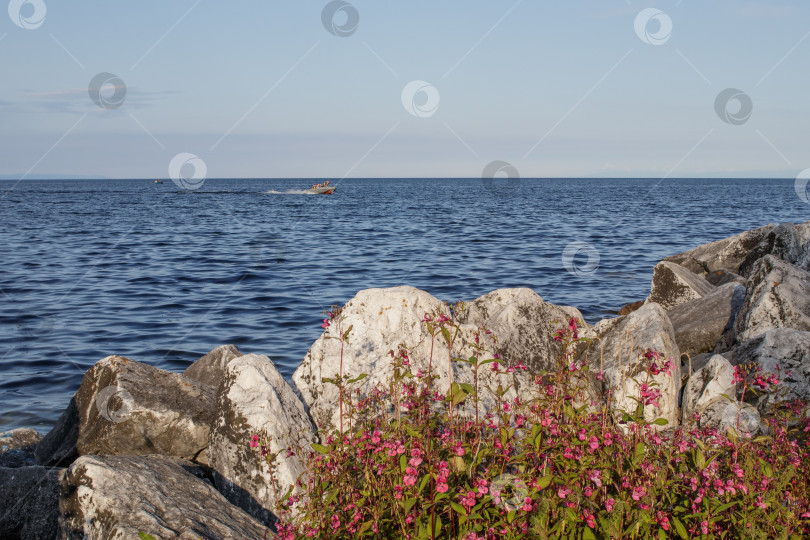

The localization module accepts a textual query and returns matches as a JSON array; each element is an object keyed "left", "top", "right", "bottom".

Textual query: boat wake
[{"left": 264, "top": 189, "right": 316, "bottom": 195}]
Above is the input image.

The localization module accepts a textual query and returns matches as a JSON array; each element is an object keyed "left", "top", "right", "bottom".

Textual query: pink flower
[
  {"left": 589, "top": 470, "right": 602, "bottom": 487},
  {"left": 331, "top": 514, "right": 340, "bottom": 530},
  {"left": 557, "top": 486, "right": 572, "bottom": 499},
  {"left": 371, "top": 430, "right": 381, "bottom": 444},
  {"left": 321, "top": 319, "right": 330, "bottom": 328},
  {"left": 589, "top": 436, "right": 599, "bottom": 451},
  {"left": 700, "top": 520, "right": 709, "bottom": 535},
  {"left": 394, "top": 484, "right": 403, "bottom": 500},
  {"left": 436, "top": 482, "right": 449, "bottom": 493},
  {"left": 522, "top": 496, "right": 533, "bottom": 512},
  {"left": 605, "top": 498, "right": 615, "bottom": 512},
  {"left": 409, "top": 457, "right": 423, "bottom": 467},
  {"left": 584, "top": 512, "right": 595, "bottom": 528},
  {"left": 404, "top": 467, "right": 417, "bottom": 486},
  {"left": 249, "top": 434, "right": 260, "bottom": 448}
]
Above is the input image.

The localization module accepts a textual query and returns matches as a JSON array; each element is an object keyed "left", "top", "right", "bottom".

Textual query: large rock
[
  {"left": 0, "top": 428, "right": 41, "bottom": 468},
  {"left": 682, "top": 355, "right": 735, "bottom": 420},
  {"left": 729, "top": 328, "right": 810, "bottom": 413},
  {"left": 645, "top": 261, "right": 715, "bottom": 310},
  {"left": 183, "top": 344, "right": 243, "bottom": 388},
  {"left": 293, "top": 286, "right": 597, "bottom": 431},
  {"left": 581, "top": 303, "right": 681, "bottom": 428},
  {"left": 293, "top": 286, "right": 445, "bottom": 430},
  {"left": 209, "top": 354, "right": 316, "bottom": 525},
  {"left": 0, "top": 466, "right": 62, "bottom": 539},
  {"left": 457, "top": 288, "right": 589, "bottom": 375},
  {"left": 733, "top": 256, "right": 810, "bottom": 343},
  {"left": 739, "top": 221, "right": 810, "bottom": 276},
  {"left": 36, "top": 356, "right": 215, "bottom": 467},
  {"left": 457, "top": 287, "right": 601, "bottom": 409},
  {"left": 705, "top": 268, "right": 746, "bottom": 287},
  {"left": 663, "top": 223, "right": 775, "bottom": 275},
  {"left": 667, "top": 283, "right": 745, "bottom": 358},
  {"left": 59, "top": 454, "right": 269, "bottom": 540}
]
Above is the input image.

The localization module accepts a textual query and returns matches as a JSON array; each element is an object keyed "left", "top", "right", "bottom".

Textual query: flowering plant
[{"left": 254, "top": 313, "right": 810, "bottom": 539}]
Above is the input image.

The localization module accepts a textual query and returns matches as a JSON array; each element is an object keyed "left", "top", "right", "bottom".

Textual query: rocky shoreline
[{"left": 2, "top": 220, "right": 809, "bottom": 539}]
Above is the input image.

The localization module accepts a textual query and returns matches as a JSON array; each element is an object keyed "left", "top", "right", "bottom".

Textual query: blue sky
[{"left": 1, "top": 0, "right": 809, "bottom": 179}]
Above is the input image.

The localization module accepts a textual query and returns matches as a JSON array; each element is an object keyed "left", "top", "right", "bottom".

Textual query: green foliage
[{"left": 255, "top": 312, "right": 810, "bottom": 539}]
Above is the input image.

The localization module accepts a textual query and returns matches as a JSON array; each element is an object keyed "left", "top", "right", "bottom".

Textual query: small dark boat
[
  {"left": 153, "top": 179, "right": 163, "bottom": 184},
  {"left": 306, "top": 184, "right": 336, "bottom": 194}
]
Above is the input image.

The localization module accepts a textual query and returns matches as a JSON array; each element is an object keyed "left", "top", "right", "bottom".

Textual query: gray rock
[
  {"left": 36, "top": 355, "right": 215, "bottom": 467},
  {"left": 676, "top": 256, "right": 708, "bottom": 275},
  {"left": 618, "top": 300, "right": 644, "bottom": 316},
  {"left": 663, "top": 223, "right": 775, "bottom": 275},
  {"left": 581, "top": 303, "right": 681, "bottom": 428},
  {"left": 458, "top": 287, "right": 601, "bottom": 410},
  {"left": 728, "top": 328, "right": 810, "bottom": 413},
  {"left": 59, "top": 454, "right": 269, "bottom": 540},
  {"left": 0, "top": 466, "right": 62, "bottom": 540},
  {"left": 183, "top": 344, "right": 243, "bottom": 388},
  {"left": 210, "top": 354, "right": 316, "bottom": 525},
  {"left": 645, "top": 261, "right": 715, "bottom": 310},
  {"left": 668, "top": 283, "right": 745, "bottom": 358},
  {"left": 0, "top": 428, "right": 41, "bottom": 468},
  {"left": 682, "top": 355, "right": 735, "bottom": 420},
  {"left": 734, "top": 256, "right": 810, "bottom": 343},
  {"left": 293, "top": 286, "right": 593, "bottom": 431},
  {"left": 692, "top": 396, "right": 764, "bottom": 437},
  {"left": 739, "top": 221, "right": 810, "bottom": 276},
  {"left": 705, "top": 268, "right": 746, "bottom": 287},
  {"left": 457, "top": 287, "right": 589, "bottom": 376}
]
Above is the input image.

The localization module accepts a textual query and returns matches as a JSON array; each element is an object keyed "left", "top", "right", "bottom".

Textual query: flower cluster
[{"left": 250, "top": 311, "right": 810, "bottom": 539}]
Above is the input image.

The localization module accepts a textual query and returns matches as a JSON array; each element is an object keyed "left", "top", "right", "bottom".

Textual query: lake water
[{"left": 1, "top": 177, "right": 807, "bottom": 432}]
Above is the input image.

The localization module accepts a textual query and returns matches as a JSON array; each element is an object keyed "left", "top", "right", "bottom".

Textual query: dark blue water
[{"left": 1, "top": 178, "right": 807, "bottom": 432}]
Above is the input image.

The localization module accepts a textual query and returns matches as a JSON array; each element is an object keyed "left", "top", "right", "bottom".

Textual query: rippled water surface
[{"left": 1, "top": 177, "right": 807, "bottom": 431}]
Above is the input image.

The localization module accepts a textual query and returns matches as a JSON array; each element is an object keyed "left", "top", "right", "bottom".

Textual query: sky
[{"left": 1, "top": 0, "right": 809, "bottom": 179}]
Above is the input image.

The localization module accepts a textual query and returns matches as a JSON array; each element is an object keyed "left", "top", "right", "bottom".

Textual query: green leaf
[
  {"left": 358, "top": 521, "right": 373, "bottom": 535},
  {"left": 695, "top": 448, "right": 706, "bottom": 470},
  {"left": 634, "top": 442, "right": 646, "bottom": 464},
  {"left": 138, "top": 534, "right": 157, "bottom": 540},
  {"left": 727, "top": 426, "right": 739, "bottom": 445},
  {"left": 652, "top": 418, "right": 669, "bottom": 426},
  {"left": 537, "top": 474, "right": 553, "bottom": 490},
  {"left": 672, "top": 517, "right": 688, "bottom": 539},
  {"left": 433, "top": 516, "right": 442, "bottom": 537},
  {"left": 418, "top": 473, "right": 431, "bottom": 494},
  {"left": 347, "top": 373, "right": 368, "bottom": 384},
  {"left": 507, "top": 510, "right": 516, "bottom": 523},
  {"left": 460, "top": 383, "right": 475, "bottom": 394},
  {"left": 450, "top": 501, "right": 467, "bottom": 515},
  {"left": 400, "top": 453, "right": 407, "bottom": 472},
  {"left": 759, "top": 458, "right": 774, "bottom": 478},
  {"left": 441, "top": 327, "right": 451, "bottom": 343},
  {"left": 311, "top": 443, "right": 329, "bottom": 455},
  {"left": 478, "top": 358, "right": 498, "bottom": 366},
  {"left": 404, "top": 497, "right": 418, "bottom": 514},
  {"left": 714, "top": 501, "right": 739, "bottom": 513},
  {"left": 657, "top": 529, "right": 667, "bottom": 540},
  {"left": 452, "top": 357, "right": 472, "bottom": 364},
  {"left": 583, "top": 527, "right": 597, "bottom": 540}
]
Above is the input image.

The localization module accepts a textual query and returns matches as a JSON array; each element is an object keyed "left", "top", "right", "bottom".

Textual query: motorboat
[
  {"left": 306, "top": 184, "right": 336, "bottom": 194},
  {"left": 153, "top": 179, "right": 163, "bottom": 184}
]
